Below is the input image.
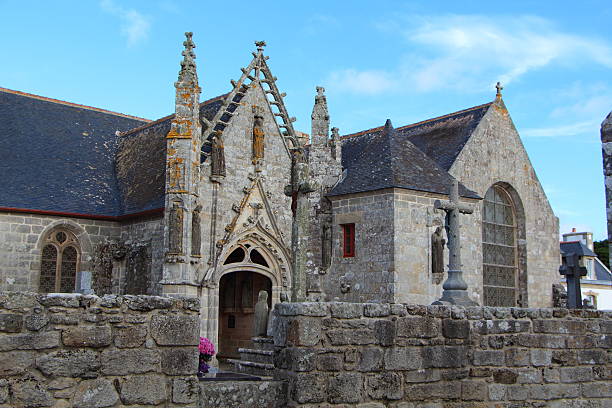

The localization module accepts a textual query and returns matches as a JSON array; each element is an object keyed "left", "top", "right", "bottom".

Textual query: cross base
[{"left": 432, "top": 290, "right": 478, "bottom": 306}]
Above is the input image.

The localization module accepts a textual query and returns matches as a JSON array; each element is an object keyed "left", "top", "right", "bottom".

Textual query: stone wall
[
  {"left": 0, "top": 213, "right": 120, "bottom": 293},
  {"left": 325, "top": 191, "right": 395, "bottom": 303},
  {"left": 272, "top": 302, "right": 611, "bottom": 407},
  {"left": 451, "top": 101, "right": 560, "bottom": 308},
  {"left": 0, "top": 292, "right": 200, "bottom": 407}
]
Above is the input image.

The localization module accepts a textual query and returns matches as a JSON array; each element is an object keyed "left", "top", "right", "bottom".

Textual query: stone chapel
[{"left": 0, "top": 33, "right": 560, "bottom": 358}]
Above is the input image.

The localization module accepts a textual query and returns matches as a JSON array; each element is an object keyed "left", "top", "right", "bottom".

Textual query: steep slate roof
[
  {"left": 330, "top": 119, "right": 479, "bottom": 198},
  {"left": 0, "top": 87, "right": 228, "bottom": 217},
  {"left": 594, "top": 259, "right": 612, "bottom": 282},
  {"left": 115, "top": 94, "right": 227, "bottom": 215},
  {"left": 0, "top": 87, "right": 148, "bottom": 217},
  {"left": 341, "top": 102, "right": 492, "bottom": 173}
]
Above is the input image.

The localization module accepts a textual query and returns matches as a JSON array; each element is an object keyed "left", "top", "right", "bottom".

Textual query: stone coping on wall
[
  {"left": 0, "top": 291, "right": 201, "bottom": 407},
  {"left": 271, "top": 302, "right": 612, "bottom": 407}
]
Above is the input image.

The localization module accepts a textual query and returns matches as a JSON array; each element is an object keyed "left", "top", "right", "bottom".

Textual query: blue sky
[{"left": 1, "top": 1, "right": 611, "bottom": 239}]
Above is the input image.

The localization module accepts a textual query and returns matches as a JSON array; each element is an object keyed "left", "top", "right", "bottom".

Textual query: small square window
[{"left": 341, "top": 223, "right": 355, "bottom": 258}]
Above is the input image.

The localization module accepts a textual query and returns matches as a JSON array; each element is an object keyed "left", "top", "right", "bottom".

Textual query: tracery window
[
  {"left": 482, "top": 186, "right": 518, "bottom": 306},
  {"left": 39, "top": 230, "right": 80, "bottom": 293}
]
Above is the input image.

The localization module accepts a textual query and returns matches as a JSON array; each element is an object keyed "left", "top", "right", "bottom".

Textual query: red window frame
[{"left": 341, "top": 223, "right": 355, "bottom": 258}]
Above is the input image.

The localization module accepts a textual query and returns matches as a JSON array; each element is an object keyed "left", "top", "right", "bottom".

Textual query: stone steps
[
  {"left": 237, "top": 347, "right": 274, "bottom": 364},
  {"left": 227, "top": 358, "right": 275, "bottom": 377},
  {"left": 251, "top": 336, "right": 275, "bottom": 351}
]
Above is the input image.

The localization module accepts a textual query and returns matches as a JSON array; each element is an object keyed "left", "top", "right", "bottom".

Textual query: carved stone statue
[
  {"left": 169, "top": 201, "right": 183, "bottom": 254},
  {"left": 191, "top": 205, "right": 202, "bottom": 256},
  {"left": 252, "top": 108, "right": 265, "bottom": 163},
  {"left": 321, "top": 223, "right": 332, "bottom": 269},
  {"left": 253, "top": 290, "right": 269, "bottom": 337},
  {"left": 210, "top": 133, "right": 226, "bottom": 177},
  {"left": 431, "top": 226, "right": 446, "bottom": 284}
]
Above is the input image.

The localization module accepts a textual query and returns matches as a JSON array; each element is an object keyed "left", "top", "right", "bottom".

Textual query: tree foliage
[{"left": 594, "top": 239, "right": 609, "bottom": 267}]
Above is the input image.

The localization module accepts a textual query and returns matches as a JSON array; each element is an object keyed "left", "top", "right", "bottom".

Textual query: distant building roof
[{"left": 560, "top": 241, "right": 597, "bottom": 257}]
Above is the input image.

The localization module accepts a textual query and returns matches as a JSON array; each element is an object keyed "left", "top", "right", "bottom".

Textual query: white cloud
[
  {"left": 328, "top": 69, "right": 394, "bottom": 94},
  {"left": 328, "top": 14, "right": 612, "bottom": 94},
  {"left": 522, "top": 120, "right": 598, "bottom": 138},
  {"left": 100, "top": 0, "right": 151, "bottom": 46}
]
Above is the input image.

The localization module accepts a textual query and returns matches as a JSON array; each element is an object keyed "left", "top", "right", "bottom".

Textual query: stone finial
[
  {"left": 495, "top": 81, "right": 503, "bottom": 99},
  {"left": 255, "top": 40, "right": 266, "bottom": 52},
  {"left": 178, "top": 32, "right": 197, "bottom": 84},
  {"left": 383, "top": 119, "right": 394, "bottom": 134},
  {"left": 331, "top": 127, "right": 339, "bottom": 139},
  {"left": 602, "top": 111, "right": 612, "bottom": 134},
  {"left": 311, "top": 86, "right": 330, "bottom": 145}
]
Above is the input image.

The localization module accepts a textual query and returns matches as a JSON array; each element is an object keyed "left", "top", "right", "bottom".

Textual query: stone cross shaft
[
  {"left": 433, "top": 179, "right": 477, "bottom": 306},
  {"left": 559, "top": 252, "right": 587, "bottom": 309}
]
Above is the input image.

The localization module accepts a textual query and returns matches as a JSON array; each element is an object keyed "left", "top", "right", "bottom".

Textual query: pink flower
[{"left": 198, "top": 337, "right": 215, "bottom": 356}]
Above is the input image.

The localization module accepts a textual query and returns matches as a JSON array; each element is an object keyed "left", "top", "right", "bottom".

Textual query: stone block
[
  {"left": 100, "top": 349, "right": 159, "bottom": 375},
  {"left": 488, "top": 383, "right": 506, "bottom": 401},
  {"left": 504, "top": 348, "right": 530, "bottom": 366},
  {"left": 492, "top": 368, "right": 518, "bottom": 384},
  {"left": 120, "top": 374, "right": 167, "bottom": 405},
  {"left": 0, "top": 351, "right": 34, "bottom": 376},
  {"left": 72, "top": 378, "right": 119, "bottom": 408},
  {"left": 404, "top": 368, "right": 441, "bottom": 383},
  {"left": 358, "top": 347, "right": 383, "bottom": 372},
  {"left": 364, "top": 303, "right": 390, "bottom": 317},
  {"left": 366, "top": 372, "right": 403, "bottom": 400},
  {"left": 124, "top": 295, "right": 173, "bottom": 311},
  {"left": 559, "top": 366, "right": 593, "bottom": 383},
  {"left": 0, "top": 379, "right": 7, "bottom": 404},
  {"left": 374, "top": 319, "right": 395, "bottom": 346},
  {"left": 172, "top": 377, "right": 199, "bottom": 404},
  {"left": 277, "top": 302, "right": 329, "bottom": 317},
  {"left": 327, "top": 328, "right": 375, "bottom": 346},
  {"left": 113, "top": 325, "right": 147, "bottom": 348},
  {"left": 396, "top": 316, "right": 439, "bottom": 338},
  {"left": 0, "top": 292, "right": 38, "bottom": 309},
  {"left": 390, "top": 304, "right": 407, "bottom": 316},
  {"left": 426, "top": 305, "right": 451, "bottom": 318},
  {"left": 530, "top": 349, "right": 552, "bottom": 366},
  {"left": 582, "top": 381, "right": 612, "bottom": 398},
  {"left": 0, "top": 313, "right": 23, "bottom": 332},
  {"left": 577, "top": 349, "right": 607, "bottom": 365},
  {"left": 472, "top": 350, "right": 505, "bottom": 366},
  {"left": 532, "top": 319, "right": 586, "bottom": 334},
  {"left": 288, "top": 317, "right": 322, "bottom": 346},
  {"left": 461, "top": 380, "right": 487, "bottom": 400},
  {"left": 62, "top": 326, "right": 111, "bottom": 348},
  {"left": 39, "top": 294, "right": 80, "bottom": 308},
  {"left": 289, "top": 348, "right": 316, "bottom": 372},
  {"left": 150, "top": 314, "right": 199, "bottom": 346},
  {"left": 327, "top": 373, "right": 362, "bottom": 403},
  {"left": 404, "top": 382, "right": 461, "bottom": 401},
  {"left": 161, "top": 347, "right": 199, "bottom": 375},
  {"left": 292, "top": 373, "right": 326, "bottom": 403},
  {"left": 316, "top": 352, "right": 343, "bottom": 372},
  {"left": 330, "top": 303, "right": 363, "bottom": 319},
  {"left": 0, "top": 330, "right": 60, "bottom": 351},
  {"left": 384, "top": 347, "right": 422, "bottom": 370},
  {"left": 566, "top": 335, "right": 598, "bottom": 348},
  {"left": 36, "top": 349, "right": 100, "bottom": 378},
  {"left": 12, "top": 379, "right": 54, "bottom": 407},
  {"left": 25, "top": 312, "right": 49, "bottom": 331},
  {"left": 442, "top": 319, "right": 470, "bottom": 339},
  {"left": 516, "top": 368, "right": 542, "bottom": 384},
  {"left": 423, "top": 346, "right": 467, "bottom": 368}
]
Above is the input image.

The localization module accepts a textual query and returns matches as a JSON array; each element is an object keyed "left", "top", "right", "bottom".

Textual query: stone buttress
[
  {"left": 303, "top": 87, "right": 342, "bottom": 300},
  {"left": 161, "top": 32, "right": 202, "bottom": 296},
  {"left": 602, "top": 111, "right": 612, "bottom": 267}
]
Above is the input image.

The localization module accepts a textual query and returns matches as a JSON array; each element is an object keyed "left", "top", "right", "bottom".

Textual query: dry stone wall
[
  {"left": 0, "top": 292, "right": 200, "bottom": 407},
  {"left": 272, "top": 302, "right": 611, "bottom": 407}
]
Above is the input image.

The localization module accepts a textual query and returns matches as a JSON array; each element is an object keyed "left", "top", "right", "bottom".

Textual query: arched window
[
  {"left": 482, "top": 185, "right": 518, "bottom": 306},
  {"left": 39, "top": 230, "right": 80, "bottom": 293}
]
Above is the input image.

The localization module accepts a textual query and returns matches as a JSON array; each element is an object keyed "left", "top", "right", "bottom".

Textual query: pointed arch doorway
[{"left": 217, "top": 245, "right": 274, "bottom": 359}]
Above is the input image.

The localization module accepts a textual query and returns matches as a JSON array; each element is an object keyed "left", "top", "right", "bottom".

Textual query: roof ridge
[
  {"left": 119, "top": 92, "right": 229, "bottom": 137},
  {"left": 341, "top": 101, "right": 493, "bottom": 140},
  {"left": 0, "top": 86, "right": 151, "bottom": 122}
]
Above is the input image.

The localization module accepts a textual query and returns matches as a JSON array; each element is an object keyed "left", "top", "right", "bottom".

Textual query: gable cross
[
  {"left": 495, "top": 81, "right": 503, "bottom": 98},
  {"left": 432, "top": 179, "right": 478, "bottom": 306}
]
